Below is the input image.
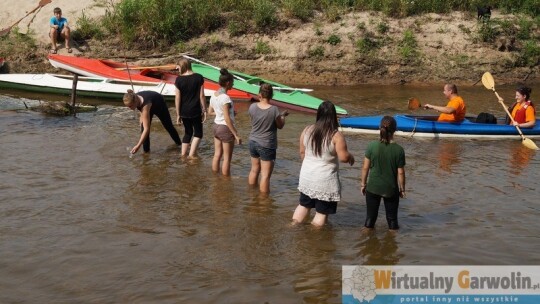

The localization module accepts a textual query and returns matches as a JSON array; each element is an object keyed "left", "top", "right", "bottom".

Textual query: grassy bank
[{"left": 74, "top": 0, "right": 540, "bottom": 47}]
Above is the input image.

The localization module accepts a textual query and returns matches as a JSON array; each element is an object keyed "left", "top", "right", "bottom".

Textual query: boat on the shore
[
  {"left": 184, "top": 57, "right": 348, "bottom": 116},
  {"left": 339, "top": 114, "right": 540, "bottom": 138},
  {"left": 47, "top": 54, "right": 251, "bottom": 100},
  {"left": 0, "top": 73, "right": 190, "bottom": 100}
]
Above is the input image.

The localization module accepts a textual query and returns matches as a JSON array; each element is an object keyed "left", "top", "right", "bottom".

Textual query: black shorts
[{"left": 299, "top": 192, "right": 337, "bottom": 215}]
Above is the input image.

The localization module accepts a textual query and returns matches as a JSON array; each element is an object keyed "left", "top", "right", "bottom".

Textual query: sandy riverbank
[{"left": 1, "top": 1, "right": 538, "bottom": 86}]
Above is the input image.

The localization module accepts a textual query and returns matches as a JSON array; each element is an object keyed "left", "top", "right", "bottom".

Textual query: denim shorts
[{"left": 249, "top": 140, "right": 276, "bottom": 161}]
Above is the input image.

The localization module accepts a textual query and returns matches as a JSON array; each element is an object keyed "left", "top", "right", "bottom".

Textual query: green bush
[
  {"left": 326, "top": 34, "right": 342, "bottom": 45},
  {"left": 355, "top": 36, "right": 380, "bottom": 53},
  {"left": 308, "top": 45, "right": 325, "bottom": 58},
  {"left": 477, "top": 22, "right": 498, "bottom": 43},
  {"left": 516, "top": 40, "right": 540, "bottom": 66},
  {"left": 73, "top": 10, "right": 103, "bottom": 40},
  {"left": 377, "top": 21, "right": 390, "bottom": 34},
  {"left": 282, "top": 0, "right": 314, "bottom": 21},
  {"left": 254, "top": 40, "right": 272, "bottom": 54},
  {"left": 398, "top": 29, "right": 418, "bottom": 59},
  {"left": 253, "top": 0, "right": 279, "bottom": 30}
]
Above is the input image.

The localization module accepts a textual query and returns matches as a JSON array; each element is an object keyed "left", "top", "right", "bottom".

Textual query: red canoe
[{"left": 47, "top": 54, "right": 251, "bottom": 100}]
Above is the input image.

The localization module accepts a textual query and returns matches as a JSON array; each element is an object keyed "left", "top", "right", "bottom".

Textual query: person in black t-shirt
[
  {"left": 175, "top": 58, "right": 207, "bottom": 158},
  {"left": 123, "top": 90, "right": 181, "bottom": 154}
]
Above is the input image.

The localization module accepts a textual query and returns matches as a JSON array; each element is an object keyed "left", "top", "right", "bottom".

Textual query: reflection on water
[
  {"left": 437, "top": 141, "right": 462, "bottom": 173},
  {"left": 1, "top": 82, "right": 540, "bottom": 302},
  {"left": 508, "top": 143, "right": 536, "bottom": 176},
  {"left": 356, "top": 231, "right": 403, "bottom": 265}
]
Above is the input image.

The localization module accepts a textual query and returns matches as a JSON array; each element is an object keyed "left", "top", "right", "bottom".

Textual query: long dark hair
[
  {"left": 379, "top": 116, "right": 397, "bottom": 144},
  {"left": 308, "top": 101, "right": 339, "bottom": 157}
]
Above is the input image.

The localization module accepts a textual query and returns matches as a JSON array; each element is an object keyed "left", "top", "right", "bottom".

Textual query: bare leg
[
  {"left": 188, "top": 137, "right": 201, "bottom": 158},
  {"left": 311, "top": 212, "right": 328, "bottom": 227},
  {"left": 49, "top": 28, "right": 58, "bottom": 51},
  {"left": 259, "top": 160, "right": 274, "bottom": 193},
  {"left": 212, "top": 138, "right": 222, "bottom": 173},
  {"left": 221, "top": 141, "right": 235, "bottom": 176},
  {"left": 292, "top": 205, "right": 310, "bottom": 224},
  {"left": 248, "top": 157, "right": 260, "bottom": 186},
  {"left": 61, "top": 28, "right": 70, "bottom": 49},
  {"left": 181, "top": 143, "right": 190, "bottom": 157}
]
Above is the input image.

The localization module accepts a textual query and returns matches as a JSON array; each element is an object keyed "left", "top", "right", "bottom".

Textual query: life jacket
[{"left": 513, "top": 101, "right": 535, "bottom": 124}]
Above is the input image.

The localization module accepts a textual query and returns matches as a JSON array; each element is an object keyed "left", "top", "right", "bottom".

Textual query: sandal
[
  {"left": 67, "top": 48, "right": 72, "bottom": 53},
  {"left": 49, "top": 49, "right": 57, "bottom": 54}
]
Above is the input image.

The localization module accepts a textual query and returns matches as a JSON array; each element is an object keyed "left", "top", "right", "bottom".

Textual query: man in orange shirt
[{"left": 424, "top": 84, "right": 466, "bottom": 122}]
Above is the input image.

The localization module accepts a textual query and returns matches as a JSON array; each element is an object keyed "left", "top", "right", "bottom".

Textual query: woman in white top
[
  {"left": 208, "top": 68, "right": 242, "bottom": 176},
  {"left": 292, "top": 101, "right": 355, "bottom": 227}
]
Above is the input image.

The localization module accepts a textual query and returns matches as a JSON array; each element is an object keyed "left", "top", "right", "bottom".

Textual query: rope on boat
[{"left": 408, "top": 117, "right": 418, "bottom": 138}]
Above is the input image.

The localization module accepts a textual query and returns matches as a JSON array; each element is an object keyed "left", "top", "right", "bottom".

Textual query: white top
[
  {"left": 210, "top": 93, "right": 234, "bottom": 125},
  {"left": 298, "top": 127, "right": 341, "bottom": 202}
]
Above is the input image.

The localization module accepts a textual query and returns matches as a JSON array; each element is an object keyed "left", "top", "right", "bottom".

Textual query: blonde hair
[{"left": 123, "top": 89, "right": 137, "bottom": 106}]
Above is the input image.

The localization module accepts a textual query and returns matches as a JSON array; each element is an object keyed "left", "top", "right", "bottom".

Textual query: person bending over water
[
  {"left": 208, "top": 69, "right": 241, "bottom": 176},
  {"left": 123, "top": 90, "right": 181, "bottom": 154},
  {"left": 361, "top": 116, "right": 406, "bottom": 231},
  {"left": 248, "top": 83, "right": 288, "bottom": 193},
  {"left": 292, "top": 101, "right": 355, "bottom": 227}
]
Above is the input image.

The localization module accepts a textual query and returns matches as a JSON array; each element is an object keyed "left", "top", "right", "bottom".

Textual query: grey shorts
[{"left": 213, "top": 124, "right": 235, "bottom": 143}]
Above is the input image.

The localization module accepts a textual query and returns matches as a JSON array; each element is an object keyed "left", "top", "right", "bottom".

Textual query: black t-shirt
[
  {"left": 136, "top": 91, "right": 167, "bottom": 117},
  {"left": 174, "top": 73, "right": 205, "bottom": 118}
]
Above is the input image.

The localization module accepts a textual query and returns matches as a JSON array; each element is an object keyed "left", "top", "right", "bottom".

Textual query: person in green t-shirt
[{"left": 360, "top": 116, "right": 406, "bottom": 230}]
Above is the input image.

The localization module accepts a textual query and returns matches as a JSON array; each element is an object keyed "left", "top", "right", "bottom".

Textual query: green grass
[{"left": 52, "top": 0, "right": 540, "bottom": 50}]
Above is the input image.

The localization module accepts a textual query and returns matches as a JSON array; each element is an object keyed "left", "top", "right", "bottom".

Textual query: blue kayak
[{"left": 339, "top": 115, "right": 540, "bottom": 138}]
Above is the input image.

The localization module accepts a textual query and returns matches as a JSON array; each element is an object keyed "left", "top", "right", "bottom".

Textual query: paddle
[
  {"left": 481, "top": 72, "right": 538, "bottom": 150},
  {"left": 182, "top": 54, "right": 314, "bottom": 93},
  {"left": 408, "top": 97, "right": 422, "bottom": 110},
  {"left": 0, "top": 0, "right": 52, "bottom": 37},
  {"left": 115, "top": 64, "right": 177, "bottom": 71}
]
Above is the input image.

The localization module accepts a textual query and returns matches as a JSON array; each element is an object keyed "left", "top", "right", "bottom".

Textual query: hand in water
[{"left": 126, "top": 147, "right": 134, "bottom": 159}]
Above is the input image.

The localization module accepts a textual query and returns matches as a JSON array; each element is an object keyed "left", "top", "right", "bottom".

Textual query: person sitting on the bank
[
  {"left": 49, "top": 7, "right": 71, "bottom": 54},
  {"left": 423, "top": 84, "right": 466, "bottom": 122}
]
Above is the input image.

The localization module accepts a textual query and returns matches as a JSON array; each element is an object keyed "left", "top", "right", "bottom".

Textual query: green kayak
[{"left": 189, "top": 61, "right": 348, "bottom": 116}]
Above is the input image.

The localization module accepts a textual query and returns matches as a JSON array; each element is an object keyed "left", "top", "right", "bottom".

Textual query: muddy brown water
[{"left": 1, "top": 83, "right": 539, "bottom": 303}]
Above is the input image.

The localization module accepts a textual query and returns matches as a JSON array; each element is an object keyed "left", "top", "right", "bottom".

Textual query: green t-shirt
[{"left": 365, "top": 141, "right": 406, "bottom": 198}]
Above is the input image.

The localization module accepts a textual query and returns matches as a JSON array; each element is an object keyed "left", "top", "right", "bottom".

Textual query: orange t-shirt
[
  {"left": 438, "top": 96, "right": 466, "bottom": 122},
  {"left": 510, "top": 102, "right": 535, "bottom": 124}
]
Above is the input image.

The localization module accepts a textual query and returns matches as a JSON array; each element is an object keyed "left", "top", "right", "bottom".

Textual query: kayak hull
[{"left": 339, "top": 115, "right": 540, "bottom": 138}]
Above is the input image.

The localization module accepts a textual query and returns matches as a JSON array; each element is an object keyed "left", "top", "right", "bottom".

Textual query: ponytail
[{"left": 379, "top": 116, "right": 397, "bottom": 144}]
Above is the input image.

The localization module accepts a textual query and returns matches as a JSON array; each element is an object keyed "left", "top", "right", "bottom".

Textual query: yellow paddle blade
[
  {"left": 481, "top": 72, "right": 495, "bottom": 91},
  {"left": 522, "top": 138, "right": 539, "bottom": 150},
  {"left": 408, "top": 97, "right": 421, "bottom": 110}
]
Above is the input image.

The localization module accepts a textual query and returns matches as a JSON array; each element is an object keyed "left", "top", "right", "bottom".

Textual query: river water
[{"left": 1, "top": 83, "right": 539, "bottom": 303}]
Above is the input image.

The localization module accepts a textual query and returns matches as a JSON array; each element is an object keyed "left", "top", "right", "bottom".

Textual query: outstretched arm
[
  {"left": 131, "top": 105, "right": 151, "bottom": 154},
  {"left": 424, "top": 104, "right": 456, "bottom": 114}
]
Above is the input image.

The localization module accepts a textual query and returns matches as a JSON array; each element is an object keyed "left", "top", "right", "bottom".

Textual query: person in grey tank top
[{"left": 248, "top": 84, "right": 288, "bottom": 193}]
